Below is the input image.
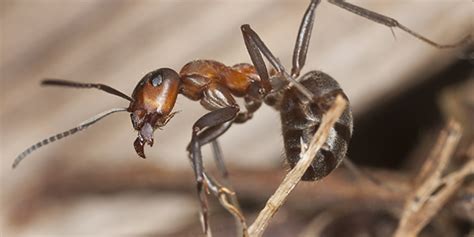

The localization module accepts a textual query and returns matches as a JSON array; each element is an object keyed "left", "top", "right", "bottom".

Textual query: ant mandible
[{"left": 13, "top": 0, "right": 468, "bottom": 233}]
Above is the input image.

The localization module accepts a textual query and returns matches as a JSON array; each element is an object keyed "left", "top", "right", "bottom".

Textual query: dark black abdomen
[{"left": 280, "top": 71, "right": 353, "bottom": 181}]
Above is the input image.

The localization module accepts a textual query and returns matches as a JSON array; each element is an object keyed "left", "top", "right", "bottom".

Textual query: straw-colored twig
[
  {"left": 393, "top": 120, "right": 473, "bottom": 237},
  {"left": 248, "top": 95, "right": 347, "bottom": 237},
  {"left": 203, "top": 173, "right": 249, "bottom": 237}
]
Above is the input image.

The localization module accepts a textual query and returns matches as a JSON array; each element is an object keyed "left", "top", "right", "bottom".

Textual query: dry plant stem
[
  {"left": 412, "top": 121, "right": 461, "bottom": 210},
  {"left": 203, "top": 173, "right": 249, "bottom": 237},
  {"left": 393, "top": 120, "right": 473, "bottom": 237},
  {"left": 248, "top": 95, "right": 347, "bottom": 237}
]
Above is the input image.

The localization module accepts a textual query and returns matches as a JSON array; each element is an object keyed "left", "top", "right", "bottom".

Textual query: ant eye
[{"left": 151, "top": 74, "right": 163, "bottom": 87}]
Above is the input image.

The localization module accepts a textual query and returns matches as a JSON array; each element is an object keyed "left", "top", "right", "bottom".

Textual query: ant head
[{"left": 128, "top": 68, "right": 180, "bottom": 158}]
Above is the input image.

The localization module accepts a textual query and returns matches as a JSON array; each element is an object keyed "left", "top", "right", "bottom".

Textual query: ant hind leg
[
  {"left": 328, "top": 0, "right": 470, "bottom": 48},
  {"left": 291, "top": 0, "right": 321, "bottom": 78}
]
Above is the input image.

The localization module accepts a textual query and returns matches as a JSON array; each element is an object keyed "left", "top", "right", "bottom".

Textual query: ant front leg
[
  {"left": 202, "top": 171, "right": 248, "bottom": 234},
  {"left": 190, "top": 124, "right": 233, "bottom": 178},
  {"left": 188, "top": 106, "right": 239, "bottom": 233},
  {"left": 195, "top": 131, "right": 248, "bottom": 234},
  {"left": 328, "top": 0, "right": 470, "bottom": 48}
]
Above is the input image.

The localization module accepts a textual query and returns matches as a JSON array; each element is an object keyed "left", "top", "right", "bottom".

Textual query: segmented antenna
[
  {"left": 12, "top": 107, "right": 128, "bottom": 168},
  {"left": 42, "top": 79, "right": 133, "bottom": 102}
]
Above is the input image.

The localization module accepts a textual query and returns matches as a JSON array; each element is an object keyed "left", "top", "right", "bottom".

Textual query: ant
[{"left": 13, "top": 0, "right": 469, "bottom": 234}]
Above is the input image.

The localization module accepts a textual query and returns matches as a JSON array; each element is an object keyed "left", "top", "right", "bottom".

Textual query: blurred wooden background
[{"left": 1, "top": 0, "right": 471, "bottom": 236}]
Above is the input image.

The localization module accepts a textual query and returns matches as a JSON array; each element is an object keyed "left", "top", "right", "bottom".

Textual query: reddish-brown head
[{"left": 128, "top": 68, "right": 180, "bottom": 158}]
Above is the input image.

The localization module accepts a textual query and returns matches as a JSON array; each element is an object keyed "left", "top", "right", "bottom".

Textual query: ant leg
[
  {"left": 212, "top": 140, "right": 229, "bottom": 178},
  {"left": 234, "top": 95, "right": 262, "bottom": 124},
  {"left": 328, "top": 0, "right": 470, "bottom": 48},
  {"left": 187, "top": 123, "right": 233, "bottom": 178},
  {"left": 202, "top": 172, "right": 248, "bottom": 234},
  {"left": 240, "top": 25, "right": 276, "bottom": 84},
  {"left": 342, "top": 158, "right": 396, "bottom": 192},
  {"left": 292, "top": 0, "right": 321, "bottom": 78},
  {"left": 189, "top": 106, "right": 239, "bottom": 233},
  {"left": 188, "top": 121, "right": 247, "bottom": 233},
  {"left": 241, "top": 24, "right": 315, "bottom": 101},
  {"left": 187, "top": 116, "right": 245, "bottom": 220},
  {"left": 192, "top": 83, "right": 241, "bottom": 177},
  {"left": 188, "top": 125, "right": 248, "bottom": 233}
]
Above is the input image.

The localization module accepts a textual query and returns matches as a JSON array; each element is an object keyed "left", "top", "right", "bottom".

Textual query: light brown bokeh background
[{"left": 1, "top": 0, "right": 471, "bottom": 235}]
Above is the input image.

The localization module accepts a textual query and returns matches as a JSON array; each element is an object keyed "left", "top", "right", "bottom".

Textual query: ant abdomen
[{"left": 280, "top": 71, "right": 353, "bottom": 181}]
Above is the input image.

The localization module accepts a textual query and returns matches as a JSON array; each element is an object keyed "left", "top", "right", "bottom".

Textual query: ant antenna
[
  {"left": 12, "top": 107, "right": 128, "bottom": 169},
  {"left": 42, "top": 79, "right": 133, "bottom": 102}
]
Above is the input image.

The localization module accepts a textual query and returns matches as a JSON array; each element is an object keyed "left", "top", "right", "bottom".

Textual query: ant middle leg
[
  {"left": 240, "top": 24, "right": 316, "bottom": 101},
  {"left": 328, "top": 0, "right": 471, "bottom": 48},
  {"left": 240, "top": 0, "right": 325, "bottom": 101}
]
